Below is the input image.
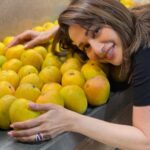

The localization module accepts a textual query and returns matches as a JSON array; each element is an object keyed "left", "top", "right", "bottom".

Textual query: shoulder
[
  {"left": 132, "top": 46, "right": 150, "bottom": 82},
  {"left": 131, "top": 46, "right": 150, "bottom": 106},
  {"left": 132, "top": 47, "right": 150, "bottom": 75},
  {"left": 133, "top": 47, "right": 150, "bottom": 63}
]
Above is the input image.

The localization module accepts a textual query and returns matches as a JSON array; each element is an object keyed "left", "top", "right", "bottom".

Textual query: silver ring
[{"left": 35, "top": 133, "right": 44, "bottom": 142}]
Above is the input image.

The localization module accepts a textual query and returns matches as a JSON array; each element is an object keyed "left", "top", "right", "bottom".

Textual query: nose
[{"left": 87, "top": 39, "right": 105, "bottom": 59}]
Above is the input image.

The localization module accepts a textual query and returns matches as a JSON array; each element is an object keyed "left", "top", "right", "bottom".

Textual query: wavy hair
[{"left": 52, "top": 0, "right": 150, "bottom": 81}]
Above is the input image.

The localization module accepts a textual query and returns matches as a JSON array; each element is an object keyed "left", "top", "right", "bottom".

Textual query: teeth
[{"left": 107, "top": 47, "right": 113, "bottom": 60}]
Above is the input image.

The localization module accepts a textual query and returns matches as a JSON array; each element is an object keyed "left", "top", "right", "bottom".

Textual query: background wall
[{"left": 0, "top": 0, "right": 70, "bottom": 39}]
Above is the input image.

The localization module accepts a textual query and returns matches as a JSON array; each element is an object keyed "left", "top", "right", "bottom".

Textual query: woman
[{"left": 7, "top": 0, "right": 150, "bottom": 149}]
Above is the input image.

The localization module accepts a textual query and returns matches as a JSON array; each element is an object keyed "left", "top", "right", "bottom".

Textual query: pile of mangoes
[{"left": 0, "top": 21, "right": 112, "bottom": 130}]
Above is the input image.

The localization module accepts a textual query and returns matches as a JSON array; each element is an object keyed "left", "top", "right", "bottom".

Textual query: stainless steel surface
[{"left": 0, "top": 0, "right": 70, "bottom": 39}]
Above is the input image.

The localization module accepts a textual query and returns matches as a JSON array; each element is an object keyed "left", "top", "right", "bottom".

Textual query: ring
[{"left": 35, "top": 133, "right": 44, "bottom": 142}]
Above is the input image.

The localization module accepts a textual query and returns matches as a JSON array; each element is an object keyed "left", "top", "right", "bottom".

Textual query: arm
[
  {"left": 71, "top": 105, "right": 150, "bottom": 150},
  {"left": 7, "top": 25, "right": 59, "bottom": 49},
  {"left": 8, "top": 103, "right": 150, "bottom": 150}
]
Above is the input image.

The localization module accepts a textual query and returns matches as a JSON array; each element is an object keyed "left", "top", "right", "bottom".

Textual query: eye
[{"left": 83, "top": 44, "right": 90, "bottom": 52}]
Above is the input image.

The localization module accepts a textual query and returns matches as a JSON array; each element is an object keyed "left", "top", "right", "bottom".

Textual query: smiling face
[{"left": 68, "top": 24, "right": 123, "bottom": 66}]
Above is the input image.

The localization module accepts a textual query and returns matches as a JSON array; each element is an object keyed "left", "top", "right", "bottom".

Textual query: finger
[
  {"left": 24, "top": 38, "right": 40, "bottom": 49},
  {"left": 16, "top": 131, "right": 53, "bottom": 143},
  {"left": 6, "top": 30, "right": 33, "bottom": 48},
  {"left": 8, "top": 125, "right": 42, "bottom": 137},
  {"left": 29, "top": 103, "right": 61, "bottom": 111},
  {"left": 6, "top": 38, "right": 20, "bottom": 48},
  {"left": 14, "top": 132, "right": 51, "bottom": 143},
  {"left": 6, "top": 33, "right": 27, "bottom": 48},
  {"left": 14, "top": 134, "right": 36, "bottom": 143},
  {"left": 10, "top": 116, "right": 43, "bottom": 129}
]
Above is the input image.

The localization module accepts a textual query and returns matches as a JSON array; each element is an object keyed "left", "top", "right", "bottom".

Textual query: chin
[{"left": 111, "top": 59, "right": 122, "bottom": 66}]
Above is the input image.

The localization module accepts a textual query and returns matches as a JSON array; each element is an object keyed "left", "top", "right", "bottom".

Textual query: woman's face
[{"left": 68, "top": 24, "right": 123, "bottom": 66}]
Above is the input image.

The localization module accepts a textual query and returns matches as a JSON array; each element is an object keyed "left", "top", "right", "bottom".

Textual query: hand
[
  {"left": 7, "top": 25, "right": 59, "bottom": 49},
  {"left": 8, "top": 103, "right": 76, "bottom": 143}
]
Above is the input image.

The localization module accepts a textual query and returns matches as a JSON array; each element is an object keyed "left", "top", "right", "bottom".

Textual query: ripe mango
[
  {"left": 84, "top": 76, "right": 110, "bottom": 106},
  {"left": 86, "top": 60, "right": 109, "bottom": 76},
  {"left": 20, "top": 73, "right": 43, "bottom": 90},
  {"left": 0, "top": 55, "right": 7, "bottom": 67},
  {"left": 21, "top": 50, "right": 43, "bottom": 71},
  {"left": 62, "top": 69, "right": 85, "bottom": 87},
  {"left": 39, "top": 66, "right": 61, "bottom": 84},
  {"left": 41, "top": 82, "right": 62, "bottom": 93},
  {"left": 2, "top": 58, "right": 22, "bottom": 73},
  {"left": 60, "top": 58, "right": 81, "bottom": 74},
  {"left": 5, "top": 45, "right": 25, "bottom": 60},
  {"left": 60, "top": 85, "right": 87, "bottom": 114},
  {"left": 18, "top": 65, "right": 38, "bottom": 79},
  {"left": 15, "top": 83, "right": 41, "bottom": 102},
  {"left": 0, "top": 95, "right": 16, "bottom": 129},
  {"left": 0, "top": 70, "right": 20, "bottom": 89},
  {"left": 36, "top": 90, "right": 64, "bottom": 106},
  {"left": 0, "top": 81, "right": 15, "bottom": 97},
  {"left": 42, "top": 54, "right": 62, "bottom": 69},
  {"left": 81, "top": 62, "right": 106, "bottom": 80},
  {"left": 9, "top": 98, "right": 41, "bottom": 123}
]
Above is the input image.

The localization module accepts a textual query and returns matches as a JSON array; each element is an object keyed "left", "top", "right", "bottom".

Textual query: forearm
[{"left": 70, "top": 114, "right": 150, "bottom": 150}]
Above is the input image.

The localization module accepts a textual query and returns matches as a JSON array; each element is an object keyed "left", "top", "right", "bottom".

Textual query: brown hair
[{"left": 52, "top": 0, "right": 150, "bottom": 81}]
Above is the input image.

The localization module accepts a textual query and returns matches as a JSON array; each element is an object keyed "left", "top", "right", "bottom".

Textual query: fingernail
[
  {"left": 10, "top": 124, "right": 14, "bottom": 128},
  {"left": 29, "top": 102, "right": 35, "bottom": 107},
  {"left": 8, "top": 132, "right": 13, "bottom": 137},
  {"left": 24, "top": 44, "right": 28, "bottom": 49}
]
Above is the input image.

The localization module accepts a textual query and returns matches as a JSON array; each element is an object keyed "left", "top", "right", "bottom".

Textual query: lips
[
  {"left": 106, "top": 45, "right": 115, "bottom": 60},
  {"left": 95, "top": 43, "right": 115, "bottom": 61},
  {"left": 100, "top": 43, "right": 115, "bottom": 60}
]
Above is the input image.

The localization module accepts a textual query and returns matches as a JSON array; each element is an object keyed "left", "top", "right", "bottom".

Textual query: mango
[
  {"left": 2, "top": 58, "right": 22, "bottom": 73},
  {"left": 0, "top": 95, "right": 16, "bottom": 129},
  {"left": 9, "top": 98, "right": 41, "bottom": 123},
  {"left": 15, "top": 83, "right": 41, "bottom": 102},
  {"left": 33, "top": 46, "right": 47, "bottom": 59},
  {"left": 60, "top": 58, "right": 81, "bottom": 74},
  {"left": 41, "top": 82, "right": 62, "bottom": 93},
  {"left": 0, "top": 81, "right": 15, "bottom": 98},
  {"left": 18, "top": 65, "right": 38, "bottom": 79},
  {"left": 20, "top": 73, "right": 43, "bottom": 90},
  {"left": 21, "top": 50, "right": 43, "bottom": 71},
  {"left": 36, "top": 90, "right": 64, "bottom": 106},
  {"left": 42, "top": 54, "right": 62, "bottom": 69},
  {"left": 5, "top": 45, "right": 25, "bottom": 60},
  {"left": 39, "top": 66, "right": 61, "bottom": 84},
  {"left": 84, "top": 76, "right": 110, "bottom": 106},
  {"left": 86, "top": 60, "right": 109, "bottom": 76},
  {"left": 0, "top": 70, "right": 20, "bottom": 89},
  {"left": 0, "top": 55, "right": 7, "bottom": 67},
  {"left": 60, "top": 85, "right": 87, "bottom": 114},
  {"left": 62, "top": 69, "right": 85, "bottom": 87},
  {"left": 81, "top": 62, "right": 106, "bottom": 80},
  {"left": 0, "top": 42, "right": 6, "bottom": 55}
]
